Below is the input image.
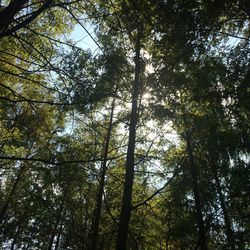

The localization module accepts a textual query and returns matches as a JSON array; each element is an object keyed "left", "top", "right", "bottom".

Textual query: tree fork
[{"left": 115, "top": 27, "right": 141, "bottom": 250}]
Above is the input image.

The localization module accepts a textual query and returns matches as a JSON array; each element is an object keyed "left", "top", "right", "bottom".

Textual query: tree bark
[
  {"left": 90, "top": 96, "right": 116, "bottom": 250},
  {"left": 115, "top": 28, "right": 141, "bottom": 250}
]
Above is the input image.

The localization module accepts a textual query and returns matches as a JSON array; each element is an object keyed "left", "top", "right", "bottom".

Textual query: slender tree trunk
[
  {"left": 47, "top": 189, "right": 67, "bottom": 250},
  {"left": 54, "top": 209, "right": 66, "bottom": 250},
  {"left": 47, "top": 231, "right": 55, "bottom": 250},
  {"left": 0, "top": 164, "right": 26, "bottom": 223},
  {"left": 10, "top": 225, "right": 21, "bottom": 250},
  {"left": 54, "top": 232, "right": 61, "bottom": 250},
  {"left": 165, "top": 204, "right": 171, "bottom": 250},
  {"left": 90, "top": 96, "right": 116, "bottom": 250},
  {"left": 183, "top": 115, "right": 207, "bottom": 250},
  {"left": 24, "top": 243, "right": 30, "bottom": 250},
  {"left": 211, "top": 164, "right": 235, "bottom": 250},
  {"left": 115, "top": 28, "right": 141, "bottom": 250}
]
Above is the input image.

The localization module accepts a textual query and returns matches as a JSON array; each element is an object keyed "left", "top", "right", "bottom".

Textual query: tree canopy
[{"left": 0, "top": 0, "right": 249, "bottom": 249}]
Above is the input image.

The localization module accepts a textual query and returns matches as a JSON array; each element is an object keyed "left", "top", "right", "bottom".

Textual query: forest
[{"left": 0, "top": 0, "right": 249, "bottom": 249}]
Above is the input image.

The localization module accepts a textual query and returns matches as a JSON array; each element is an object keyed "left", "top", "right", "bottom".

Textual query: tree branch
[{"left": 132, "top": 154, "right": 187, "bottom": 210}]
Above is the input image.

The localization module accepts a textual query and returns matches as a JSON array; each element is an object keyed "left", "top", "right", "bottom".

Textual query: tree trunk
[
  {"left": 54, "top": 209, "right": 66, "bottom": 250},
  {"left": 165, "top": 204, "right": 172, "bottom": 250},
  {"left": 115, "top": 28, "right": 141, "bottom": 250},
  {"left": 0, "top": 0, "right": 28, "bottom": 32},
  {"left": 211, "top": 164, "right": 235, "bottom": 250},
  {"left": 0, "top": 164, "right": 26, "bottom": 223},
  {"left": 183, "top": 115, "right": 207, "bottom": 250},
  {"left": 0, "top": 0, "right": 53, "bottom": 39},
  {"left": 90, "top": 96, "right": 116, "bottom": 250},
  {"left": 10, "top": 225, "right": 21, "bottom": 250},
  {"left": 47, "top": 189, "right": 67, "bottom": 250}
]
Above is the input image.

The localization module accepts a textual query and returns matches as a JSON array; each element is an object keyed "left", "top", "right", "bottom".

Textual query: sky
[{"left": 68, "top": 23, "right": 99, "bottom": 53}]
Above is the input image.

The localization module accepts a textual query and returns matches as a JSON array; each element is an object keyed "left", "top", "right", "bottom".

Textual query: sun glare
[{"left": 142, "top": 92, "right": 152, "bottom": 105}]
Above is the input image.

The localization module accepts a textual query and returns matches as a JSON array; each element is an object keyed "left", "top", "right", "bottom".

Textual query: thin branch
[
  {"left": 132, "top": 153, "right": 187, "bottom": 210},
  {"left": 62, "top": 6, "right": 103, "bottom": 53},
  {"left": 24, "top": 26, "right": 83, "bottom": 50},
  {"left": 217, "top": 31, "right": 250, "bottom": 41},
  {"left": 0, "top": 153, "right": 126, "bottom": 166}
]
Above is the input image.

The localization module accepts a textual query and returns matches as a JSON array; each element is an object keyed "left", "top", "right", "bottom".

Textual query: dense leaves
[{"left": 0, "top": 0, "right": 249, "bottom": 249}]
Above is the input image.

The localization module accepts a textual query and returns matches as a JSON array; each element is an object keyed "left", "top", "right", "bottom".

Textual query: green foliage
[{"left": 0, "top": 0, "right": 249, "bottom": 249}]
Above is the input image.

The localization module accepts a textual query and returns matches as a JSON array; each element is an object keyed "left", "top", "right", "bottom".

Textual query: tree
[{"left": 1, "top": 0, "right": 249, "bottom": 249}]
